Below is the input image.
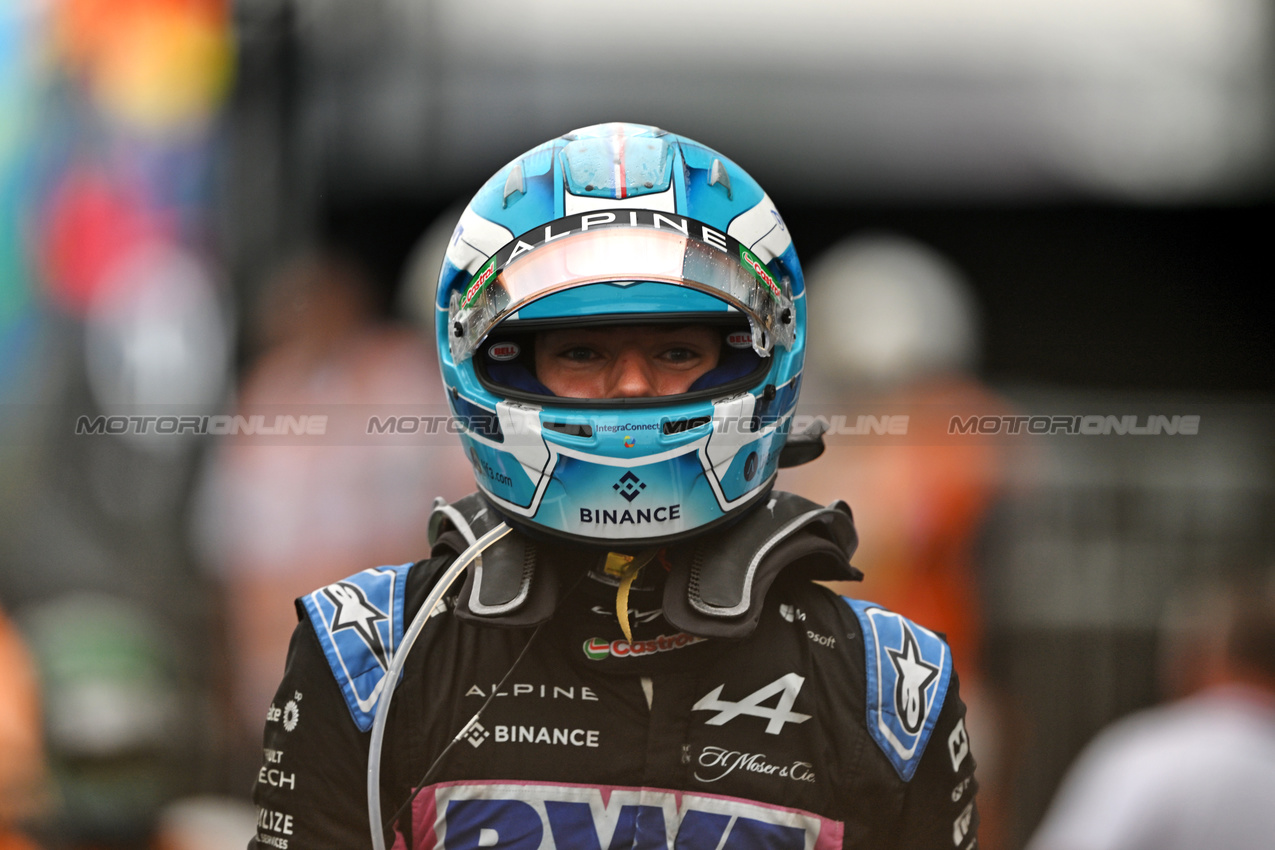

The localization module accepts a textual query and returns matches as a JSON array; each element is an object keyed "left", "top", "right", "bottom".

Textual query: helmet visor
[{"left": 447, "top": 211, "right": 795, "bottom": 364}]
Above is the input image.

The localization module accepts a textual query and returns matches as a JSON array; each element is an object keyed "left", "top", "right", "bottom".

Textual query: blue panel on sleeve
[
  {"left": 843, "top": 597, "right": 952, "bottom": 781},
  {"left": 301, "top": 564, "right": 412, "bottom": 732}
]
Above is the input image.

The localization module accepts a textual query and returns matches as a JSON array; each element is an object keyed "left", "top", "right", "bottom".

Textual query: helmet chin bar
[
  {"left": 486, "top": 474, "right": 780, "bottom": 553},
  {"left": 454, "top": 386, "right": 796, "bottom": 549}
]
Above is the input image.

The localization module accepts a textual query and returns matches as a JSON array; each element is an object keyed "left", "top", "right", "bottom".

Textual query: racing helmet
[{"left": 436, "top": 123, "right": 806, "bottom": 548}]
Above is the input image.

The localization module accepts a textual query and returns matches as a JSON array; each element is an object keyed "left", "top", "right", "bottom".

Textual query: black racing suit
[{"left": 250, "top": 532, "right": 978, "bottom": 849}]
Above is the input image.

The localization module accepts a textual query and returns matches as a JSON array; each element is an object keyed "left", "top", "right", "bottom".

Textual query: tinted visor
[{"left": 447, "top": 211, "right": 795, "bottom": 364}]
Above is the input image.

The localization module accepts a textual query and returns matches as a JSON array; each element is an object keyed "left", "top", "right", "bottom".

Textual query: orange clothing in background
[
  {"left": 0, "top": 607, "right": 47, "bottom": 849},
  {"left": 779, "top": 377, "right": 1008, "bottom": 673}
]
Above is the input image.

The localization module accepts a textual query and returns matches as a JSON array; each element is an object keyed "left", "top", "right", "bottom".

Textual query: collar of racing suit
[{"left": 427, "top": 491, "right": 862, "bottom": 639}]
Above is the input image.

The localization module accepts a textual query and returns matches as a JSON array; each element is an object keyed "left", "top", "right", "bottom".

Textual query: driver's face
[{"left": 534, "top": 325, "right": 721, "bottom": 399}]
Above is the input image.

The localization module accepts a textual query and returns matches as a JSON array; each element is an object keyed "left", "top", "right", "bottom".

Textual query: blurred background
[{"left": 1, "top": 1, "right": 1272, "bottom": 848}]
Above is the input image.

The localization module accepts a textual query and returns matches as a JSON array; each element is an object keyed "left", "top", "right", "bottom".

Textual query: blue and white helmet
[{"left": 436, "top": 123, "right": 806, "bottom": 548}]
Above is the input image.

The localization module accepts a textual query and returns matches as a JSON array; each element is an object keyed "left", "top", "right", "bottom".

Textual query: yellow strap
[{"left": 608, "top": 551, "right": 656, "bottom": 644}]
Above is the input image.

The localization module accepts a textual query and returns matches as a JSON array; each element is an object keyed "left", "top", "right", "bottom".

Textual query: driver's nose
[{"left": 606, "top": 348, "right": 659, "bottom": 398}]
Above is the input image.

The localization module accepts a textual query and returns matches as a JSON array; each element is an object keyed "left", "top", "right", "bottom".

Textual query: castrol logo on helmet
[
  {"left": 726, "top": 331, "right": 753, "bottom": 349},
  {"left": 738, "top": 245, "right": 782, "bottom": 302},
  {"left": 461, "top": 256, "right": 498, "bottom": 309},
  {"left": 487, "top": 342, "right": 521, "bottom": 361}
]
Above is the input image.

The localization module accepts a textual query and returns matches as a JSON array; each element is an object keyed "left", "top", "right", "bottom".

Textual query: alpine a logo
[
  {"left": 692, "top": 673, "right": 811, "bottom": 735},
  {"left": 613, "top": 471, "right": 645, "bottom": 502},
  {"left": 583, "top": 632, "right": 706, "bottom": 660}
]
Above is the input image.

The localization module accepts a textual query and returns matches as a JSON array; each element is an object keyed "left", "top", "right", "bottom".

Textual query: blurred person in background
[
  {"left": 148, "top": 797, "right": 256, "bottom": 850},
  {"left": 3, "top": 2, "right": 238, "bottom": 839},
  {"left": 6, "top": 593, "right": 256, "bottom": 850},
  {"left": 249, "top": 123, "right": 980, "bottom": 849},
  {"left": 20, "top": 593, "right": 185, "bottom": 850},
  {"left": 196, "top": 249, "right": 470, "bottom": 766},
  {"left": 779, "top": 233, "right": 1015, "bottom": 847},
  {"left": 1025, "top": 569, "right": 1275, "bottom": 850},
  {"left": 780, "top": 233, "right": 1000, "bottom": 684},
  {"left": 0, "top": 603, "right": 48, "bottom": 850}
]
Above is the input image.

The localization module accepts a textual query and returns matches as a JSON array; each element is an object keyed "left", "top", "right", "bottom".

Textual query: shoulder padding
[
  {"left": 662, "top": 491, "right": 862, "bottom": 639},
  {"left": 429, "top": 494, "right": 561, "bottom": 628},
  {"left": 428, "top": 493, "right": 501, "bottom": 551},
  {"left": 843, "top": 598, "right": 953, "bottom": 782},
  {"left": 299, "top": 563, "right": 414, "bottom": 732}
]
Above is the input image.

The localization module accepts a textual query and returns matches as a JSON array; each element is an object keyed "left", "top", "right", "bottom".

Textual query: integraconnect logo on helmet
[
  {"left": 461, "top": 256, "right": 498, "bottom": 310},
  {"left": 738, "top": 245, "right": 782, "bottom": 302}
]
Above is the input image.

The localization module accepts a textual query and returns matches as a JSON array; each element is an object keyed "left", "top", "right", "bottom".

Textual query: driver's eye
[
  {"left": 662, "top": 347, "right": 698, "bottom": 363},
  {"left": 561, "top": 347, "right": 598, "bottom": 362}
]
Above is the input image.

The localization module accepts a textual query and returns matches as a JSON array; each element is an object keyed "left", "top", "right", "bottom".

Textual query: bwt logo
[
  {"left": 613, "top": 471, "right": 646, "bottom": 502},
  {"left": 420, "top": 783, "right": 840, "bottom": 850}
]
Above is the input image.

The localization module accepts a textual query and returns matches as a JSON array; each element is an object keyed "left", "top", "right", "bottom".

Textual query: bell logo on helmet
[
  {"left": 612, "top": 471, "right": 646, "bottom": 502},
  {"left": 726, "top": 331, "right": 753, "bottom": 349},
  {"left": 488, "top": 342, "right": 521, "bottom": 360}
]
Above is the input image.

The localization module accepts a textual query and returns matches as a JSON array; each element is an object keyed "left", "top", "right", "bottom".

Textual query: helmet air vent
[
  {"left": 502, "top": 163, "right": 525, "bottom": 207},
  {"left": 708, "top": 159, "right": 732, "bottom": 199},
  {"left": 662, "top": 416, "right": 711, "bottom": 436},
  {"left": 543, "top": 422, "right": 593, "bottom": 438}
]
